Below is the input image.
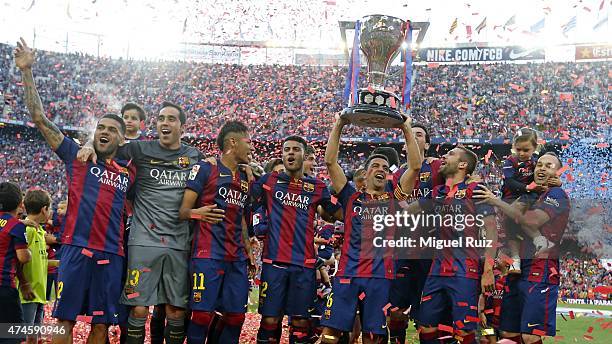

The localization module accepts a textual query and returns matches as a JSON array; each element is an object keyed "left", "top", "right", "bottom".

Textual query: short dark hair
[
  {"left": 541, "top": 151, "right": 563, "bottom": 169},
  {"left": 282, "top": 135, "right": 308, "bottom": 151},
  {"left": 100, "top": 113, "right": 126, "bottom": 135},
  {"left": 121, "top": 102, "right": 146, "bottom": 121},
  {"left": 305, "top": 144, "right": 316, "bottom": 156},
  {"left": 456, "top": 146, "right": 478, "bottom": 175},
  {"left": 160, "top": 101, "right": 186, "bottom": 124},
  {"left": 0, "top": 181, "right": 22, "bottom": 212},
  {"left": 216, "top": 121, "right": 249, "bottom": 150},
  {"left": 371, "top": 147, "right": 399, "bottom": 169},
  {"left": 412, "top": 122, "right": 430, "bottom": 143},
  {"left": 264, "top": 158, "right": 283, "bottom": 173},
  {"left": 24, "top": 189, "right": 51, "bottom": 215},
  {"left": 365, "top": 153, "right": 389, "bottom": 170}
]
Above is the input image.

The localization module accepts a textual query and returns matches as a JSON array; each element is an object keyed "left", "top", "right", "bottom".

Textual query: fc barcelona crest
[
  {"left": 454, "top": 189, "right": 466, "bottom": 199},
  {"left": 420, "top": 172, "right": 431, "bottom": 182},
  {"left": 240, "top": 180, "right": 249, "bottom": 193},
  {"left": 303, "top": 182, "right": 315, "bottom": 193},
  {"left": 193, "top": 291, "right": 202, "bottom": 303},
  {"left": 178, "top": 156, "right": 191, "bottom": 168}
]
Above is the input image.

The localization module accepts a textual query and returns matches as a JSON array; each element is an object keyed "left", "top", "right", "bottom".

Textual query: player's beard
[
  {"left": 439, "top": 162, "right": 458, "bottom": 177},
  {"left": 94, "top": 141, "right": 118, "bottom": 161}
]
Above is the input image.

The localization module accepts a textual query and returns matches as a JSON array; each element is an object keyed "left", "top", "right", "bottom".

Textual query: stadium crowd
[
  {"left": 559, "top": 257, "right": 611, "bottom": 301},
  {"left": 1, "top": 42, "right": 609, "bottom": 141}
]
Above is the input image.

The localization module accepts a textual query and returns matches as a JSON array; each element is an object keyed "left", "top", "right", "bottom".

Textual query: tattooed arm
[{"left": 14, "top": 38, "right": 64, "bottom": 150}]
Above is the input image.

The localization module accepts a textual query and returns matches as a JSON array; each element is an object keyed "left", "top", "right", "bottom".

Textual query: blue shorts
[
  {"left": 318, "top": 246, "right": 333, "bottom": 260},
  {"left": 190, "top": 258, "right": 249, "bottom": 313},
  {"left": 417, "top": 275, "right": 479, "bottom": 331},
  {"left": 499, "top": 276, "right": 558, "bottom": 337},
  {"left": 390, "top": 259, "right": 431, "bottom": 313},
  {"left": 321, "top": 277, "right": 391, "bottom": 336},
  {"left": 258, "top": 262, "right": 316, "bottom": 318},
  {"left": 53, "top": 245, "right": 124, "bottom": 324}
]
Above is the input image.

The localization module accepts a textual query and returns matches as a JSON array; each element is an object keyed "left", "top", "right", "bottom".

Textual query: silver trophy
[{"left": 341, "top": 15, "right": 408, "bottom": 128}]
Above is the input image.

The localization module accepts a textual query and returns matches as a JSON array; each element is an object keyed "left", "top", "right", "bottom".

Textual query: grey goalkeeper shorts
[{"left": 120, "top": 245, "right": 190, "bottom": 308}]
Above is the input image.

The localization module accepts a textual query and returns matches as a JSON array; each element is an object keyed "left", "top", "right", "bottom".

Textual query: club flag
[
  {"left": 530, "top": 18, "right": 545, "bottom": 33},
  {"left": 449, "top": 18, "right": 458, "bottom": 34},
  {"left": 476, "top": 17, "right": 487, "bottom": 34}
]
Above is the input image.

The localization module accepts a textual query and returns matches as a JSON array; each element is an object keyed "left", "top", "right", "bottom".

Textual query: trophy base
[{"left": 341, "top": 105, "right": 406, "bottom": 128}]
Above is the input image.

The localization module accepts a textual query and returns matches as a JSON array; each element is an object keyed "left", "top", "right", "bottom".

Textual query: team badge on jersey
[
  {"left": 303, "top": 182, "right": 315, "bottom": 193},
  {"left": 178, "top": 156, "right": 191, "bottom": 168},
  {"left": 241, "top": 180, "right": 250, "bottom": 193},
  {"left": 420, "top": 171, "right": 431, "bottom": 182},
  {"left": 188, "top": 164, "right": 200, "bottom": 180},
  {"left": 193, "top": 291, "right": 202, "bottom": 303},
  {"left": 454, "top": 189, "right": 467, "bottom": 199}
]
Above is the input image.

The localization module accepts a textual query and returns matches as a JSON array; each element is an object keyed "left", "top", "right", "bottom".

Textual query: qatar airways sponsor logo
[
  {"left": 150, "top": 168, "right": 188, "bottom": 187},
  {"left": 218, "top": 187, "right": 248, "bottom": 208},
  {"left": 353, "top": 205, "right": 389, "bottom": 220},
  {"left": 90, "top": 166, "right": 129, "bottom": 192},
  {"left": 274, "top": 191, "right": 310, "bottom": 210}
]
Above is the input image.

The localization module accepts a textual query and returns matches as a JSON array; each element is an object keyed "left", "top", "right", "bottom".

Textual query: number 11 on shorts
[{"left": 193, "top": 272, "right": 205, "bottom": 290}]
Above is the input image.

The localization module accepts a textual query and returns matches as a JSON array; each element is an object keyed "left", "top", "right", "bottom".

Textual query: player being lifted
[
  {"left": 14, "top": 38, "right": 135, "bottom": 344},
  {"left": 475, "top": 152, "right": 570, "bottom": 344},
  {"left": 178, "top": 121, "right": 254, "bottom": 344},
  {"left": 78, "top": 101, "right": 202, "bottom": 344},
  {"left": 253, "top": 135, "right": 342, "bottom": 344},
  {"left": 319, "top": 114, "right": 421, "bottom": 344}
]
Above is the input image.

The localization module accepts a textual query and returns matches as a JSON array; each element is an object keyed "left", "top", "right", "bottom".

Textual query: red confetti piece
[
  {"left": 569, "top": 310, "right": 575, "bottom": 319},
  {"left": 382, "top": 303, "right": 392, "bottom": 312},
  {"left": 331, "top": 196, "right": 337, "bottom": 205},
  {"left": 465, "top": 315, "right": 480, "bottom": 323},
  {"left": 526, "top": 182, "right": 537, "bottom": 190},
  {"left": 469, "top": 305, "right": 478, "bottom": 310},
  {"left": 81, "top": 248, "right": 94, "bottom": 258},
  {"left": 596, "top": 142, "right": 609, "bottom": 148},
  {"left": 438, "top": 335, "right": 453, "bottom": 340},
  {"left": 263, "top": 184, "right": 271, "bottom": 191},
  {"left": 497, "top": 340, "right": 517, "bottom": 344},
  {"left": 556, "top": 165, "right": 569, "bottom": 176},
  {"left": 190, "top": 213, "right": 203, "bottom": 220},
  {"left": 142, "top": 267, "right": 151, "bottom": 272},
  {"left": 339, "top": 278, "right": 351, "bottom": 284},
  {"left": 455, "top": 320, "right": 464, "bottom": 329},
  {"left": 367, "top": 85, "right": 375, "bottom": 94},
  {"left": 358, "top": 292, "right": 366, "bottom": 300},
  {"left": 583, "top": 335, "right": 594, "bottom": 341},
  {"left": 438, "top": 324, "right": 453, "bottom": 333},
  {"left": 457, "top": 301, "right": 468, "bottom": 307},
  {"left": 76, "top": 315, "right": 93, "bottom": 323},
  {"left": 421, "top": 295, "right": 432, "bottom": 302},
  {"left": 484, "top": 309, "right": 494, "bottom": 314},
  {"left": 305, "top": 258, "right": 316, "bottom": 264},
  {"left": 586, "top": 326, "right": 593, "bottom": 333},
  {"left": 97, "top": 259, "right": 110, "bottom": 265},
  {"left": 217, "top": 270, "right": 225, "bottom": 275},
  {"left": 92, "top": 311, "right": 104, "bottom": 316},
  {"left": 127, "top": 292, "right": 140, "bottom": 299},
  {"left": 262, "top": 259, "right": 273, "bottom": 264},
  {"left": 532, "top": 329, "right": 546, "bottom": 336}
]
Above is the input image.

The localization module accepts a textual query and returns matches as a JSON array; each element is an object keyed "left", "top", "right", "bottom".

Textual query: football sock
[{"left": 164, "top": 317, "right": 186, "bottom": 344}]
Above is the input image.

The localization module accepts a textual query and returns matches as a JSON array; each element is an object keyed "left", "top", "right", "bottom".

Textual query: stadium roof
[{"left": 0, "top": 0, "right": 609, "bottom": 60}]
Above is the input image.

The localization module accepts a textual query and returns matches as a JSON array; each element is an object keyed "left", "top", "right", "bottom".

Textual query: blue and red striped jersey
[
  {"left": 252, "top": 172, "right": 340, "bottom": 268},
  {"left": 186, "top": 159, "right": 249, "bottom": 261},
  {"left": 419, "top": 180, "right": 495, "bottom": 280},
  {"left": 0, "top": 213, "right": 28, "bottom": 288},
  {"left": 502, "top": 155, "right": 537, "bottom": 199},
  {"left": 392, "top": 158, "right": 443, "bottom": 202},
  {"left": 520, "top": 187, "right": 569, "bottom": 285},
  {"left": 45, "top": 213, "right": 63, "bottom": 274},
  {"left": 55, "top": 137, "right": 135, "bottom": 256},
  {"left": 336, "top": 183, "right": 400, "bottom": 279}
]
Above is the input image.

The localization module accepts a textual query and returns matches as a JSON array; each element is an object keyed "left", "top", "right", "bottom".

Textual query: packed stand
[{"left": 1, "top": 43, "right": 609, "bottom": 141}]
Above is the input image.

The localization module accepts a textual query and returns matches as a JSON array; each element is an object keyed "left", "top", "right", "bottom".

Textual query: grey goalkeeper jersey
[{"left": 119, "top": 140, "right": 202, "bottom": 251}]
